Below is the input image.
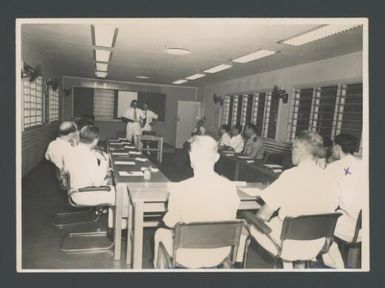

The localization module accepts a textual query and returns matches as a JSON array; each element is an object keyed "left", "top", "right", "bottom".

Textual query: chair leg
[
  {"left": 61, "top": 231, "right": 113, "bottom": 253},
  {"left": 53, "top": 207, "right": 103, "bottom": 228}
]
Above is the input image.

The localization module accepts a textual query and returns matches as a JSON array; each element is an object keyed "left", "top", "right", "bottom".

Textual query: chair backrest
[
  {"left": 172, "top": 220, "right": 245, "bottom": 267},
  {"left": 352, "top": 210, "right": 362, "bottom": 244},
  {"left": 280, "top": 213, "right": 342, "bottom": 241}
]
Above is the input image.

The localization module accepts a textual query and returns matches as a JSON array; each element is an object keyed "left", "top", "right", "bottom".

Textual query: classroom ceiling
[{"left": 21, "top": 19, "right": 363, "bottom": 87}]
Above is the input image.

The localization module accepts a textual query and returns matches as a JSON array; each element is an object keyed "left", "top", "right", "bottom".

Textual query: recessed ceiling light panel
[
  {"left": 185, "top": 73, "right": 206, "bottom": 80},
  {"left": 136, "top": 76, "right": 150, "bottom": 79},
  {"left": 232, "top": 49, "right": 278, "bottom": 64},
  {"left": 96, "top": 62, "right": 108, "bottom": 71},
  {"left": 204, "top": 64, "right": 232, "bottom": 74},
  {"left": 94, "top": 49, "right": 111, "bottom": 62},
  {"left": 92, "top": 25, "right": 118, "bottom": 48},
  {"left": 95, "top": 71, "right": 108, "bottom": 78},
  {"left": 166, "top": 47, "right": 191, "bottom": 55},
  {"left": 173, "top": 79, "right": 188, "bottom": 84}
]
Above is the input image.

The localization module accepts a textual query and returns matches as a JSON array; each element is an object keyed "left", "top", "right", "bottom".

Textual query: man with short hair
[
  {"left": 229, "top": 125, "right": 244, "bottom": 153},
  {"left": 322, "top": 134, "right": 364, "bottom": 268},
  {"left": 45, "top": 121, "right": 78, "bottom": 170},
  {"left": 153, "top": 135, "right": 243, "bottom": 268},
  {"left": 122, "top": 99, "right": 144, "bottom": 147},
  {"left": 244, "top": 124, "right": 264, "bottom": 159},
  {"left": 249, "top": 131, "right": 337, "bottom": 266},
  {"left": 141, "top": 101, "right": 159, "bottom": 133},
  {"left": 217, "top": 124, "right": 231, "bottom": 147}
]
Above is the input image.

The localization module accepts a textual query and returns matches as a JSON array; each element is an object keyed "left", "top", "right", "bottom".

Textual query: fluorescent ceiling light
[
  {"left": 95, "top": 49, "right": 111, "bottom": 62},
  {"left": 93, "top": 25, "right": 117, "bottom": 48},
  {"left": 173, "top": 79, "right": 188, "bottom": 84},
  {"left": 96, "top": 62, "right": 108, "bottom": 71},
  {"left": 95, "top": 71, "right": 108, "bottom": 78},
  {"left": 166, "top": 48, "right": 191, "bottom": 55},
  {"left": 204, "top": 64, "right": 232, "bottom": 73},
  {"left": 136, "top": 76, "right": 150, "bottom": 79},
  {"left": 185, "top": 73, "right": 205, "bottom": 80},
  {"left": 232, "top": 49, "right": 278, "bottom": 63},
  {"left": 280, "top": 24, "right": 361, "bottom": 46}
]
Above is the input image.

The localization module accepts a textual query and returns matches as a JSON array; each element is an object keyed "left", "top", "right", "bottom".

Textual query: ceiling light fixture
[
  {"left": 94, "top": 49, "right": 111, "bottom": 62},
  {"left": 232, "top": 49, "right": 278, "bottom": 64},
  {"left": 280, "top": 24, "right": 361, "bottom": 46},
  {"left": 166, "top": 47, "right": 191, "bottom": 55},
  {"left": 136, "top": 76, "right": 150, "bottom": 79},
  {"left": 173, "top": 79, "right": 188, "bottom": 85},
  {"left": 204, "top": 64, "right": 232, "bottom": 74},
  {"left": 92, "top": 25, "right": 118, "bottom": 48},
  {"left": 185, "top": 73, "right": 206, "bottom": 80},
  {"left": 96, "top": 62, "right": 108, "bottom": 71},
  {"left": 95, "top": 71, "right": 108, "bottom": 78}
]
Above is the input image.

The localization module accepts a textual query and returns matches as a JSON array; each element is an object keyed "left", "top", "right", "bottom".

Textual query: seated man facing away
[
  {"left": 229, "top": 125, "right": 244, "bottom": 153},
  {"left": 153, "top": 135, "right": 244, "bottom": 268},
  {"left": 217, "top": 124, "right": 231, "bottom": 148},
  {"left": 249, "top": 131, "right": 337, "bottom": 266},
  {"left": 322, "top": 134, "right": 364, "bottom": 268},
  {"left": 63, "top": 126, "right": 128, "bottom": 227},
  {"left": 243, "top": 124, "right": 264, "bottom": 159},
  {"left": 45, "top": 121, "right": 78, "bottom": 188}
]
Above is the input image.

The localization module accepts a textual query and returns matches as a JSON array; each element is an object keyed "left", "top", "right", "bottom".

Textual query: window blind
[
  {"left": 94, "top": 88, "right": 115, "bottom": 120},
  {"left": 23, "top": 76, "right": 44, "bottom": 128},
  {"left": 48, "top": 88, "right": 59, "bottom": 122}
]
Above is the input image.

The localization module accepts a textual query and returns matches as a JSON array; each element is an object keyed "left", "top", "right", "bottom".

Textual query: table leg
[
  {"left": 113, "top": 183, "right": 124, "bottom": 260},
  {"left": 132, "top": 201, "right": 144, "bottom": 269},
  {"left": 126, "top": 199, "right": 134, "bottom": 266}
]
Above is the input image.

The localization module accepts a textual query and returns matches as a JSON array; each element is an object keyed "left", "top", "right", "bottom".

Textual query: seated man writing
[
  {"left": 217, "top": 124, "right": 231, "bottom": 148},
  {"left": 248, "top": 131, "right": 337, "bottom": 267},
  {"left": 153, "top": 135, "right": 245, "bottom": 268},
  {"left": 229, "top": 125, "right": 244, "bottom": 153},
  {"left": 243, "top": 124, "right": 264, "bottom": 159}
]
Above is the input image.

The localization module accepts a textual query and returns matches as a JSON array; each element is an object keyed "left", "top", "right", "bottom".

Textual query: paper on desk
[
  {"left": 239, "top": 187, "right": 264, "bottom": 197},
  {"left": 129, "top": 151, "right": 142, "bottom": 155},
  {"left": 124, "top": 145, "right": 135, "bottom": 149},
  {"left": 232, "top": 181, "right": 247, "bottom": 187},
  {"left": 114, "top": 161, "right": 135, "bottom": 165},
  {"left": 246, "top": 160, "right": 255, "bottom": 163},
  {"left": 224, "top": 153, "right": 235, "bottom": 156},
  {"left": 112, "top": 152, "right": 128, "bottom": 155},
  {"left": 264, "top": 164, "right": 283, "bottom": 169},
  {"left": 140, "top": 167, "right": 159, "bottom": 173},
  {"left": 118, "top": 171, "right": 144, "bottom": 176},
  {"left": 237, "top": 155, "right": 254, "bottom": 159},
  {"left": 135, "top": 157, "right": 147, "bottom": 162},
  {"left": 273, "top": 168, "right": 283, "bottom": 173}
]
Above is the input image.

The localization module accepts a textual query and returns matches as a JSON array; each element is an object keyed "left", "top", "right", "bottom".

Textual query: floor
[{"left": 21, "top": 149, "right": 279, "bottom": 270}]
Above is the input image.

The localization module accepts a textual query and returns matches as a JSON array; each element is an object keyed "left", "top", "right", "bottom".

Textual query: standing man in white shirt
[
  {"left": 248, "top": 131, "right": 337, "bottom": 268},
  {"left": 217, "top": 124, "right": 231, "bottom": 148},
  {"left": 141, "top": 101, "right": 158, "bottom": 133},
  {"left": 322, "top": 134, "right": 364, "bottom": 268},
  {"left": 229, "top": 125, "right": 245, "bottom": 153},
  {"left": 153, "top": 135, "right": 246, "bottom": 268},
  {"left": 122, "top": 99, "right": 144, "bottom": 148}
]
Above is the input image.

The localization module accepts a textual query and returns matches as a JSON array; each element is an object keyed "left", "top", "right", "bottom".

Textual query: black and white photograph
[{"left": 15, "top": 18, "right": 369, "bottom": 272}]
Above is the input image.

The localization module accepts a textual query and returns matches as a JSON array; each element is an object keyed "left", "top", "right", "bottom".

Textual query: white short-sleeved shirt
[
  {"left": 63, "top": 144, "right": 110, "bottom": 190},
  {"left": 45, "top": 137, "right": 74, "bottom": 170},
  {"left": 218, "top": 132, "right": 231, "bottom": 147},
  {"left": 229, "top": 134, "right": 245, "bottom": 153},
  {"left": 261, "top": 159, "right": 338, "bottom": 233},
  {"left": 244, "top": 135, "right": 264, "bottom": 159},
  {"left": 325, "top": 155, "right": 364, "bottom": 242},
  {"left": 122, "top": 107, "right": 144, "bottom": 122},
  {"left": 163, "top": 173, "right": 240, "bottom": 268},
  {"left": 142, "top": 109, "right": 158, "bottom": 131}
]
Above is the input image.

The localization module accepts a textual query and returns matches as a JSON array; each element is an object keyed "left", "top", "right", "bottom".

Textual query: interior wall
[
  {"left": 22, "top": 39, "right": 63, "bottom": 176},
  {"left": 62, "top": 77, "right": 197, "bottom": 146},
  {"left": 198, "top": 52, "right": 363, "bottom": 142}
]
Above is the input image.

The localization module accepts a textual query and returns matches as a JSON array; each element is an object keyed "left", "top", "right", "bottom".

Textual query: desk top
[{"left": 108, "top": 140, "right": 169, "bottom": 184}]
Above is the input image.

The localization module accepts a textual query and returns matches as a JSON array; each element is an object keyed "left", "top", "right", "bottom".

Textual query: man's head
[
  {"left": 231, "top": 125, "right": 242, "bottom": 136},
  {"left": 58, "top": 121, "right": 77, "bottom": 140},
  {"left": 332, "top": 134, "right": 358, "bottom": 160},
  {"left": 292, "top": 130, "right": 324, "bottom": 166},
  {"left": 245, "top": 124, "right": 257, "bottom": 138},
  {"left": 79, "top": 125, "right": 100, "bottom": 149},
  {"left": 131, "top": 100, "right": 138, "bottom": 108},
  {"left": 188, "top": 135, "right": 220, "bottom": 172},
  {"left": 143, "top": 102, "right": 149, "bottom": 110},
  {"left": 219, "top": 124, "right": 230, "bottom": 136}
]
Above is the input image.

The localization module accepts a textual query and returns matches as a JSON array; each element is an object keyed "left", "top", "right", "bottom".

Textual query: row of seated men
[{"left": 46, "top": 120, "right": 362, "bottom": 269}]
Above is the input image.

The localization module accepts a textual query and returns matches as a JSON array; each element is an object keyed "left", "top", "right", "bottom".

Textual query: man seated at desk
[
  {"left": 248, "top": 131, "right": 337, "bottom": 267},
  {"left": 229, "top": 125, "right": 245, "bottom": 153},
  {"left": 217, "top": 124, "right": 232, "bottom": 148},
  {"left": 63, "top": 125, "right": 128, "bottom": 228},
  {"left": 153, "top": 135, "right": 246, "bottom": 268},
  {"left": 322, "top": 134, "right": 364, "bottom": 268},
  {"left": 243, "top": 124, "right": 264, "bottom": 159}
]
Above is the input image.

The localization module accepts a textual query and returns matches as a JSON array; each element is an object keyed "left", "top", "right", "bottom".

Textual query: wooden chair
[
  {"left": 156, "top": 220, "right": 249, "bottom": 269},
  {"left": 242, "top": 211, "right": 341, "bottom": 268}
]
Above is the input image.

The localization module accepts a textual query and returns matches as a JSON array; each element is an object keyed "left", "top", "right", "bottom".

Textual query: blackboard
[{"left": 73, "top": 87, "right": 94, "bottom": 118}]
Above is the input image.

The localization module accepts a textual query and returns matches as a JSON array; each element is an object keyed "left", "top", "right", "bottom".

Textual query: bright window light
[
  {"left": 136, "top": 76, "right": 150, "bottom": 79},
  {"left": 232, "top": 49, "right": 277, "bottom": 63},
  {"left": 280, "top": 24, "right": 361, "bottom": 46},
  {"left": 95, "top": 71, "right": 108, "bottom": 78},
  {"left": 204, "top": 64, "right": 232, "bottom": 73},
  {"left": 185, "top": 73, "right": 205, "bottom": 80},
  {"left": 173, "top": 79, "right": 188, "bottom": 84},
  {"left": 96, "top": 62, "right": 108, "bottom": 71},
  {"left": 93, "top": 25, "right": 117, "bottom": 48},
  {"left": 95, "top": 49, "right": 111, "bottom": 62}
]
